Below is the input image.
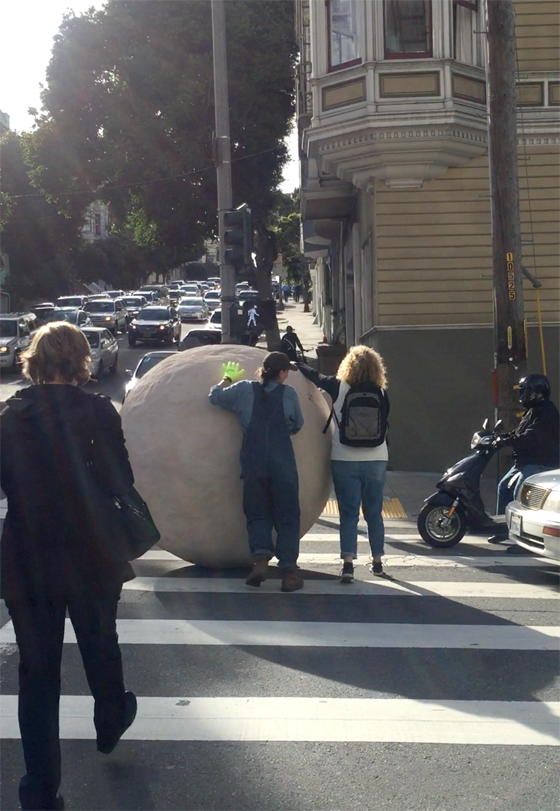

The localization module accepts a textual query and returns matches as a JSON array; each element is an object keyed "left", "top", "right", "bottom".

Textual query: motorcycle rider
[{"left": 489, "top": 373, "right": 560, "bottom": 543}]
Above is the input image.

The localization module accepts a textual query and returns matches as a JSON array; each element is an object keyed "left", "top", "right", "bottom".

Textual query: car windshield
[
  {"left": 84, "top": 301, "right": 114, "bottom": 313},
  {"left": 57, "top": 297, "right": 82, "bottom": 307},
  {"left": 122, "top": 298, "right": 142, "bottom": 307},
  {"left": 82, "top": 331, "right": 100, "bottom": 348},
  {"left": 0, "top": 320, "right": 17, "bottom": 337},
  {"left": 205, "top": 291, "right": 220, "bottom": 299},
  {"left": 58, "top": 309, "right": 79, "bottom": 323},
  {"left": 210, "top": 311, "right": 222, "bottom": 324},
  {"left": 137, "top": 308, "right": 169, "bottom": 321},
  {"left": 136, "top": 354, "right": 173, "bottom": 378},
  {"left": 181, "top": 298, "right": 203, "bottom": 305}
]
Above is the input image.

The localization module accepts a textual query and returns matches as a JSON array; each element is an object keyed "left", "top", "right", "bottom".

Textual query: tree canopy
[{"left": 31, "top": 0, "right": 297, "bottom": 250}]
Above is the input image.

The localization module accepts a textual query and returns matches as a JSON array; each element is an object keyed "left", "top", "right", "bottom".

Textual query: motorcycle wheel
[{"left": 417, "top": 503, "right": 468, "bottom": 548}]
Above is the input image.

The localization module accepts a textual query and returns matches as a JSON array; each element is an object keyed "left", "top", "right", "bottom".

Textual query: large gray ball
[{"left": 121, "top": 345, "right": 332, "bottom": 567}]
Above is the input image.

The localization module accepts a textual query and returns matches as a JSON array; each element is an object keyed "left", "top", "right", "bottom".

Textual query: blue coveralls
[{"left": 240, "top": 383, "right": 301, "bottom": 569}]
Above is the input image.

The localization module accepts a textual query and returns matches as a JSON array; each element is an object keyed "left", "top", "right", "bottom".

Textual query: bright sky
[{"left": 0, "top": 0, "right": 299, "bottom": 192}]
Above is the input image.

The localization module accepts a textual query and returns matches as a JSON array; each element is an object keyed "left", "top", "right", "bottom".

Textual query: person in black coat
[
  {"left": 493, "top": 374, "right": 560, "bottom": 519},
  {"left": 0, "top": 322, "right": 137, "bottom": 811}
]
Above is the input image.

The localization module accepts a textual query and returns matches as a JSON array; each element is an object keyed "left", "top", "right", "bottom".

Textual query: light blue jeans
[
  {"left": 331, "top": 460, "right": 387, "bottom": 559},
  {"left": 496, "top": 464, "right": 552, "bottom": 514}
]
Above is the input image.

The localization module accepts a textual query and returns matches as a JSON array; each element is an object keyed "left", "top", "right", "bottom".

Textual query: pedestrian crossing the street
[{"left": 1, "top": 520, "right": 559, "bottom": 809}]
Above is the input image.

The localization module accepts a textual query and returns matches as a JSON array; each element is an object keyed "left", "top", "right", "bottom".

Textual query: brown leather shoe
[
  {"left": 245, "top": 557, "right": 270, "bottom": 587},
  {"left": 280, "top": 567, "right": 304, "bottom": 592}
]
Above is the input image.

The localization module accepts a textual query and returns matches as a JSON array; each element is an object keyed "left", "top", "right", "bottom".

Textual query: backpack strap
[{"left": 322, "top": 404, "right": 340, "bottom": 434}]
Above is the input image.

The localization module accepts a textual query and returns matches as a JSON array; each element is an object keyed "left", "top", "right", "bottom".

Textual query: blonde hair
[
  {"left": 336, "top": 345, "right": 387, "bottom": 389},
  {"left": 22, "top": 322, "right": 91, "bottom": 385}
]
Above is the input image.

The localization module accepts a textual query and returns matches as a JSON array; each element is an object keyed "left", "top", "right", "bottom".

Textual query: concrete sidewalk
[{"left": 270, "top": 301, "right": 325, "bottom": 360}]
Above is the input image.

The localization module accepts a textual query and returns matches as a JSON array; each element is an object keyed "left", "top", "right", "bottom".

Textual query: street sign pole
[
  {"left": 486, "top": 0, "right": 527, "bottom": 442},
  {"left": 211, "top": 0, "right": 236, "bottom": 343}
]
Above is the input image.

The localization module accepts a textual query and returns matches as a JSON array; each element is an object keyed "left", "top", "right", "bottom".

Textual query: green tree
[
  {"left": 30, "top": 1, "right": 296, "bottom": 259},
  {"left": 0, "top": 131, "right": 84, "bottom": 308}
]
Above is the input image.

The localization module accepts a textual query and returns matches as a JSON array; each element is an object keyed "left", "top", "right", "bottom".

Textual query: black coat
[
  {"left": 509, "top": 399, "right": 560, "bottom": 468},
  {"left": 0, "top": 385, "right": 135, "bottom": 600}
]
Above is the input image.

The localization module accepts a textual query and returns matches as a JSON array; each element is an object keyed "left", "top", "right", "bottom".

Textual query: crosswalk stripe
[
  {"left": 0, "top": 695, "right": 558, "bottom": 745},
  {"left": 1, "top": 619, "right": 557, "bottom": 649},
  {"left": 138, "top": 550, "right": 547, "bottom": 567},
  {"left": 121, "top": 577, "right": 560, "bottom": 599}
]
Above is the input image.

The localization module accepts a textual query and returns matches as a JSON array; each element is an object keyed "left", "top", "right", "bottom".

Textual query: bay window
[
  {"left": 454, "top": 0, "right": 482, "bottom": 66},
  {"left": 384, "top": 0, "right": 432, "bottom": 59},
  {"left": 327, "top": 0, "right": 361, "bottom": 71}
]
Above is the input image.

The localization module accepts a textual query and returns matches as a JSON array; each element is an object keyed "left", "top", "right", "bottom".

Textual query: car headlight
[
  {"left": 130, "top": 324, "right": 137, "bottom": 329},
  {"left": 544, "top": 491, "right": 560, "bottom": 513},
  {"left": 159, "top": 325, "right": 165, "bottom": 330},
  {"left": 104, "top": 316, "right": 112, "bottom": 321},
  {"left": 0, "top": 346, "right": 10, "bottom": 354}
]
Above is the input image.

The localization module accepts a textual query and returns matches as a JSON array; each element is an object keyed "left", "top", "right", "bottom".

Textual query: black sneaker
[
  {"left": 340, "top": 562, "right": 354, "bottom": 584},
  {"left": 370, "top": 560, "right": 383, "bottom": 575},
  {"left": 97, "top": 691, "right": 137, "bottom": 755}
]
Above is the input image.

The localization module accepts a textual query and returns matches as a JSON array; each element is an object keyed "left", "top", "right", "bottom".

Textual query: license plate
[{"left": 510, "top": 513, "right": 522, "bottom": 536}]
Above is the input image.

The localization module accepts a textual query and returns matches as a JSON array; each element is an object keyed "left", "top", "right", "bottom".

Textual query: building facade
[
  {"left": 297, "top": 0, "right": 560, "bottom": 471},
  {"left": 82, "top": 201, "right": 110, "bottom": 242}
]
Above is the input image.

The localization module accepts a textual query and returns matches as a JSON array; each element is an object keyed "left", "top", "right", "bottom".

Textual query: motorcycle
[{"left": 417, "top": 419, "right": 508, "bottom": 548}]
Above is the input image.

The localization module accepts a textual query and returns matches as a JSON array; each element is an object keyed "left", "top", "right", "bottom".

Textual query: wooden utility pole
[{"left": 486, "top": 0, "right": 527, "bottom": 434}]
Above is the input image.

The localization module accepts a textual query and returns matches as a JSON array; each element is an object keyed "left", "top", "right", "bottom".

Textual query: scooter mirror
[
  {"left": 494, "top": 419, "right": 504, "bottom": 432},
  {"left": 482, "top": 418, "right": 489, "bottom": 430}
]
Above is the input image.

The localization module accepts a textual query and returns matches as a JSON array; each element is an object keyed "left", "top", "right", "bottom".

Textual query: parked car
[
  {"left": 83, "top": 298, "right": 127, "bottom": 333},
  {"left": 55, "top": 308, "right": 93, "bottom": 328},
  {"left": 0, "top": 313, "right": 36, "bottom": 371},
  {"left": 120, "top": 295, "right": 148, "bottom": 324},
  {"left": 128, "top": 306, "right": 181, "bottom": 346},
  {"left": 203, "top": 290, "right": 221, "bottom": 311},
  {"left": 122, "top": 350, "right": 177, "bottom": 402},
  {"left": 81, "top": 327, "right": 119, "bottom": 378},
  {"left": 177, "top": 296, "right": 209, "bottom": 322},
  {"left": 505, "top": 469, "right": 560, "bottom": 564},
  {"left": 56, "top": 295, "right": 88, "bottom": 308}
]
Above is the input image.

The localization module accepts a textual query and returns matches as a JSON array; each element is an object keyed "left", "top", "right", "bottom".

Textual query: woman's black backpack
[{"left": 323, "top": 383, "right": 389, "bottom": 447}]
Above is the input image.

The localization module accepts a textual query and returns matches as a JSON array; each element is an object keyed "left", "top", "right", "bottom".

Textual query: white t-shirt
[{"left": 330, "top": 380, "right": 389, "bottom": 462}]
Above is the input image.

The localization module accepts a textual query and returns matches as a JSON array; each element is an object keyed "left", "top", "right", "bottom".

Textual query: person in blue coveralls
[{"left": 209, "top": 352, "right": 305, "bottom": 592}]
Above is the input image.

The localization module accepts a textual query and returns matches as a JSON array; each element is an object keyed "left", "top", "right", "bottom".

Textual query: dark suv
[{"left": 128, "top": 306, "right": 181, "bottom": 346}]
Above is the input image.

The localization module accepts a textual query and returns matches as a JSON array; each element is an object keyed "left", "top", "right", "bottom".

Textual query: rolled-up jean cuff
[{"left": 253, "top": 549, "right": 273, "bottom": 561}]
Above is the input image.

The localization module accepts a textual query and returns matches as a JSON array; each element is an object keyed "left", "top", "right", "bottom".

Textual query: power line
[{"left": 5, "top": 145, "right": 286, "bottom": 201}]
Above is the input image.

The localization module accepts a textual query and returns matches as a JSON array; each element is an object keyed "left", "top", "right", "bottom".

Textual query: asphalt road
[{"left": 1, "top": 518, "right": 559, "bottom": 811}]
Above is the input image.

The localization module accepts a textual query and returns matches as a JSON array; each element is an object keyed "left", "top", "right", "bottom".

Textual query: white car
[
  {"left": 203, "top": 290, "right": 221, "bottom": 311},
  {"left": 81, "top": 327, "right": 119, "bottom": 378},
  {"left": 178, "top": 296, "right": 209, "bottom": 322},
  {"left": 505, "top": 469, "right": 560, "bottom": 563}
]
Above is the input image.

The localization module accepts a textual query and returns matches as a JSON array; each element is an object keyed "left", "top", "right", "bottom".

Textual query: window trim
[
  {"left": 383, "top": 0, "right": 433, "bottom": 60},
  {"left": 454, "top": 0, "right": 478, "bottom": 11},
  {"left": 326, "top": 0, "right": 362, "bottom": 73}
]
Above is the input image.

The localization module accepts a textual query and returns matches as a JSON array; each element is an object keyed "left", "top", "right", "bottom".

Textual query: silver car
[
  {"left": 178, "top": 296, "right": 209, "bottom": 322},
  {"left": 0, "top": 314, "right": 36, "bottom": 371},
  {"left": 505, "top": 469, "right": 560, "bottom": 563},
  {"left": 203, "top": 290, "right": 221, "bottom": 311},
  {"left": 82, "top": 327, "right": 119, "bottom": 378},
  {"left": 83, "top": 299, "right": 127, "bottom": 333}
]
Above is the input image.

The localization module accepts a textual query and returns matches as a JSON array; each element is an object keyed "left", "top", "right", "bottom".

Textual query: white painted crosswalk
[{"left": 1, "top": 520, "right": 559, "bottom": 770}]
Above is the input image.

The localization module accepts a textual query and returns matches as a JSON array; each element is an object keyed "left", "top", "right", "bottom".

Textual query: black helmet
[{"left": 518, "top": 374, "right": 550, "bottom": 408}]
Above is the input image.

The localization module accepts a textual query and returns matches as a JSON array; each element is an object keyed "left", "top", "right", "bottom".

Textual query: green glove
[{"left": 221, "top": 361, "right": 245, "bottom": 382}]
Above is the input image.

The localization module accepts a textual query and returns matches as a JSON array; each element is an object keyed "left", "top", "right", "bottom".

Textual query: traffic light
[{"left": 224, "top": 203, "right": 253, "bottom": 270}]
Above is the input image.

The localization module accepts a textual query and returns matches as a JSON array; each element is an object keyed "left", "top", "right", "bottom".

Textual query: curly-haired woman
[{"left": 297, "top": 346, "right": 389, "bottom": 583}]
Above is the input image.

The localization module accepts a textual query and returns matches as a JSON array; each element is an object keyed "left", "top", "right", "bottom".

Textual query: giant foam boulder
[{"left": 121, "top": 345, "right": 332, "bottom": 567}]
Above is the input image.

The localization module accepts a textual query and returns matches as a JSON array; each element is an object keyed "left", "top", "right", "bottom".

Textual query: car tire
[{"left": 109, "top": 354, "right": 118, "bottom": 375}]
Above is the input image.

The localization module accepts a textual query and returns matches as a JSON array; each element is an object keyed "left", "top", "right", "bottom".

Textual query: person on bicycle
[{"left": 281, "top": 325, "right": 305, "bottom": 362}]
